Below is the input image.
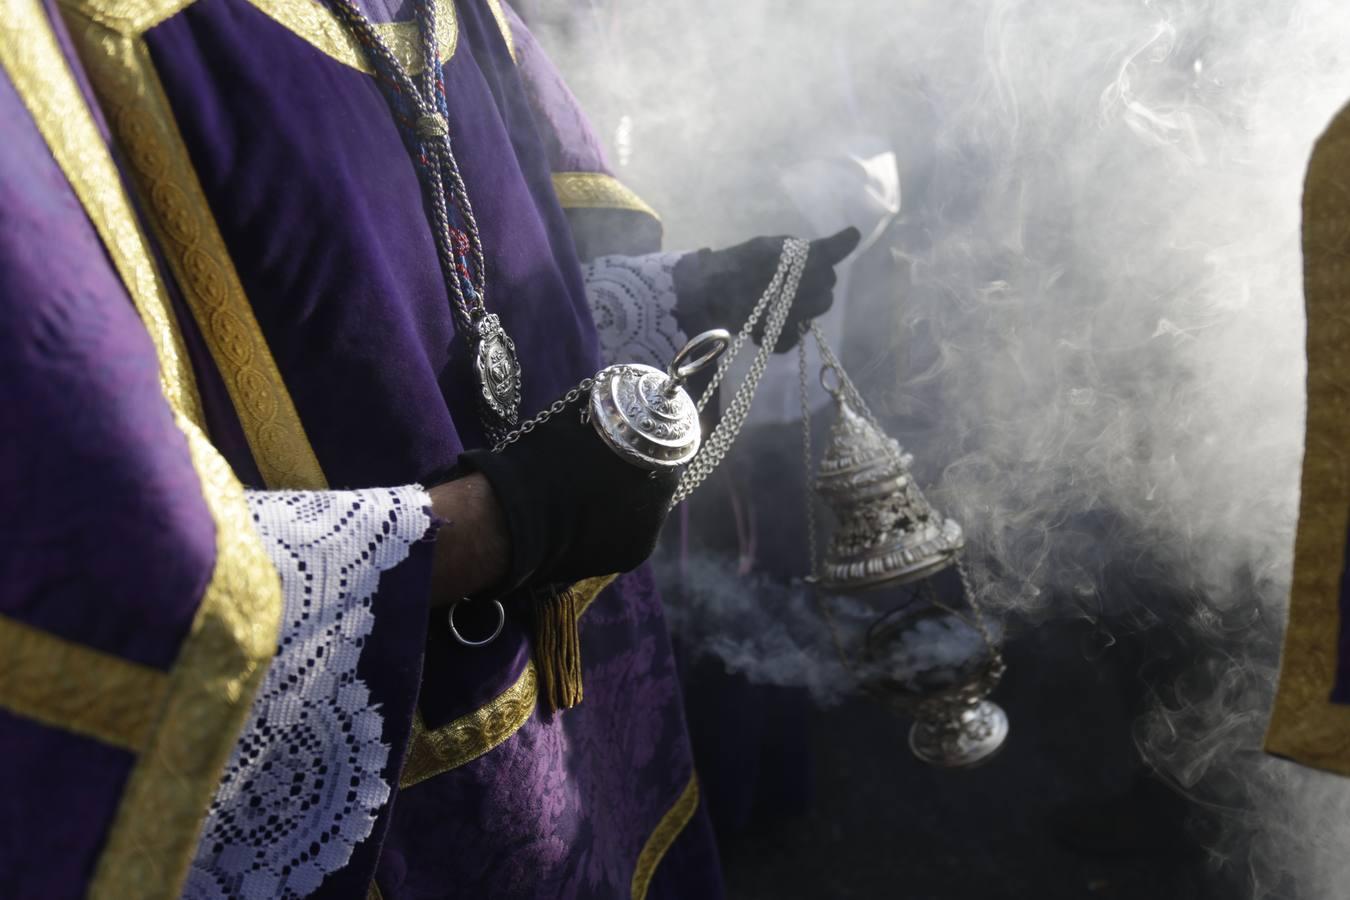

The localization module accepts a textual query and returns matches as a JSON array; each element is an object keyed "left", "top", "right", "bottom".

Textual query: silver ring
[
  {"left": 819, "top": 363, "right": 844, "bottom": 396},
  {"left": 448, "top": 598, "right": 505, "bottom": 647},
  {"left": 667, "top": 329, "right": 732, "bottom": 387}
]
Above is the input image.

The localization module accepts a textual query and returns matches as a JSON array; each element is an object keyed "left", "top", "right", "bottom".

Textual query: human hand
[
  {"left": 455, "top": 395, "right": 677, "bottom": 595},
  {"left": 672, "top": 227, "right": 862, "bottom": 352}
]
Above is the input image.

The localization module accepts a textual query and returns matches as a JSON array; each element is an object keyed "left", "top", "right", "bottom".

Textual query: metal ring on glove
[
  {"left": 664, "top": 328, "right": 732, "bottom": 394},
  {"left": 447, "top": 598, "right": 505, "bottom": 647}
]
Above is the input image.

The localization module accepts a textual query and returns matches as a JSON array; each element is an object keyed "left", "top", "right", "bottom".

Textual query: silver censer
[
  {"left": 587, "top": 329, "right": 731, "bottom": 470},
  {"left": 804, "top": 333, "right": 1009, "bottom": 769}
]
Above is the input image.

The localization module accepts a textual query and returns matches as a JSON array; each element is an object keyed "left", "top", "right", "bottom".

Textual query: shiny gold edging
[
  {"left": 631, "top": 775, "right": 700, "bottom": 900},
  {"left": 89, "top": 420, "right": 284, "bottom": 899},
  {"left": 400, "top": 660, "right": 538, "bottom": 789},
  {"left": 400, "top": 574, "right": 617, "bottom": 788},
  {"left": 59, "top": 1, "right": 328, "bottom": 489},
  {"left": 483, "top": 0, "right": 516, "bottom": 63},
  {"left": 552, "top": 172, "right": 660, "bottom": 221},
  {"left": 0, "top": 614, "right": 167, "bottom": 753},
  {"left": 243, "top": 0, "right": 457, "bottom": 75},
  {"left": 1265, "top": 100, "right": 1350, "bottom": 775},
  {"left": 0, "top": 0, "right": 204, "bottom": 429}
]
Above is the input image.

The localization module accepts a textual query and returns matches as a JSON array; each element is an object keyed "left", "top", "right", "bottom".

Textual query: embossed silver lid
[
  {"left": 588, "top": 330, "right": 730, "bottom": 470},
  {"left": 815, "top": 386, "right": 965, "bottom": 590}
]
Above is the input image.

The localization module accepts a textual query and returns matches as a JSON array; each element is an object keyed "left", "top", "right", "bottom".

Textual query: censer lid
[
  {"left": 814, "top": 379, "right": 965, "bottom": 591},
  {"left": 815, "top": 392, "right": 914, "bottom": 491},
  {"left": 588, "top": 330, "right": 729, "bottom": 470}
]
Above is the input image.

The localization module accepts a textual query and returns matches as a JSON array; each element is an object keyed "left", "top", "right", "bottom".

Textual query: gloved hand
[
  {"left": 672, "top": 226, "right": 862, "bottom": 352},
  {"left": 456, "top": 395, "right": 677, "bottom": 595}
]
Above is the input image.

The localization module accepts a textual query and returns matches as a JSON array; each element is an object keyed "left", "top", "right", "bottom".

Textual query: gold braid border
[
  {"left": 400, "top": 661, "right": 538, "bottom": 789},
  {"left": 552, "top": 172, "right": 661, "bottom": 221},
  {"left": 245, "top": 0, "right": 458, "bottom": 75},
  {"left": 1, "top": 2, "right": 284, "bottom": 895},
  {"left": 59, "top": 0, "right": 329, "bottom": 489},
  {"left": 483, "top": 0, "right": 516, "bottom": 63},
  {"left": 399, "top": 574, "right": 617, "bottom": 789},
  {"left": 1265, "top": 100, "right": 1350, "bottom": 774},
  {"left": 630, "top": 775, "right": 700, "bottom": 900},
  {"left": 0, "top": 616, "right": 166, "bottom": 754}
]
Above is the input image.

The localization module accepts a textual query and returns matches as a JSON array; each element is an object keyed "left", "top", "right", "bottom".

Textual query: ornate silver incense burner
[
  {"left": 588, "top": 329, "right": 730, "bottom": 470},
  {"left": 801, "top": 326, "right": 1008, "bottom": 769}
]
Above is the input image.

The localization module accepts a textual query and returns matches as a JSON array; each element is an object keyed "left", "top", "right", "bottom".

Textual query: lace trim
[
  {"left": 185, "top": 486, "right": 433, "bottom": 900},
  {"left": 584, "top": 252, "right": 686, "bottom": 369}
]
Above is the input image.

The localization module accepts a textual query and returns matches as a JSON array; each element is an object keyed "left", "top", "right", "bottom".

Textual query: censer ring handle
[
  {"left": 819, "top": 362, "right": 845, "bottom": 397},
  {"left": 665, "top": 328, "right": 731, "bottom": 395}
]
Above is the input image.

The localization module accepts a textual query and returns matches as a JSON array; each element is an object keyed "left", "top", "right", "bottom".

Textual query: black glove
[
  {"left": 457, "top": 396, "right": 677, "bottom": 594},
  {"left": 672, "top": 226, "right": 862, "bottom": 352}
]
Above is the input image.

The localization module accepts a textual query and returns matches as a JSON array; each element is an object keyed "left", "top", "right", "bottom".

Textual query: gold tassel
[{"left": 530, "top": 585, "right": 584, "bottom": 712}]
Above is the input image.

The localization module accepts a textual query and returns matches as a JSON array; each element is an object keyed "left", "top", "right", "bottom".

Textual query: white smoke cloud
[{"left": 528, "top": 1, "right": 1350, "bottom": 896}]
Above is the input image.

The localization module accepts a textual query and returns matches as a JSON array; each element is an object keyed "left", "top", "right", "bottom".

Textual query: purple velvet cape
[{"left": 12, "top": 0, "right": 723, "bottom": 895}]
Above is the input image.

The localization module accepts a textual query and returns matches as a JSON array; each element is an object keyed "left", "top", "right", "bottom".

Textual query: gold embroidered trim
[
  {"left": 67, "top": 0, "right": 193, "bottom": 34},
  {"left": 630, "top": 775, "right": 699, "bottom": 900},
  {"left": 89, "top": 420, "right": 284, "bottom": 899},
  {"left": 1265, "top": 100, "right": 1350, "bottom": 775},
  {"left": 59, "top": 4, "right": 329, "bottom": 489},
  {"left": 0, "top": 615, "right": 167, "bottom": 753},
  {"left": 483, "top": 0, "right": 515, "bottom": 63},
  {"left": 400, "top": 660, "right": 538, "bottom": 789},
  {"left": 0, "top": 0, "right": 203, "bottom": 429},
  {"left": 243, "top": 0, "right": 458, "bottom": 75},
  {"left": 400, "top": 574, "right": 617, "bottom": 788},
  {"left": 552, "top": 172, "right": 661, "bottom": 221},
  {"left": 575, "top": 572, "right": 618, "bottom": 617}
]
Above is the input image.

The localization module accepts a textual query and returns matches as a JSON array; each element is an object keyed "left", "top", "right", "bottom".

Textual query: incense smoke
[{"left": 523, "top": 1, "right": 1350, "bottom": 896}]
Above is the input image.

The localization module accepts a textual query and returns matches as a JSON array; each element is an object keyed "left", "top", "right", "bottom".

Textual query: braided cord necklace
[{"left": 322, "top": 0, "right": 523, "bottom": 436}]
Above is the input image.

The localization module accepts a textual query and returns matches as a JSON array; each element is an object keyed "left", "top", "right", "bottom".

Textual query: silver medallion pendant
[{"left": 472, "top": 312, "right": 523, "bottom": 425}]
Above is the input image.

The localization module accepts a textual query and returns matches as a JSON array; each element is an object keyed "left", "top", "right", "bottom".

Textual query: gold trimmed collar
[
  {"left": 244, "top": 0, "right": 458, "bottom": 75},
  {"left": 60, "top": 0, "right": 459, "bottom": 74}
]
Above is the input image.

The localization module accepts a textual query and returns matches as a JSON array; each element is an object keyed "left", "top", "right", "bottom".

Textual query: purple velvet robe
[{"left": 1, "top": 0, "right": 722, "bottom": 896}]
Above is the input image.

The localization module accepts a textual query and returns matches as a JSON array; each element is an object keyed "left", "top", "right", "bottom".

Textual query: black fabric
[
  {"left": 672, "top": 227, "right": 862, "bottom": 352},
  {"left": 458, "top": 396, "right": 678, "bottom": 594}
]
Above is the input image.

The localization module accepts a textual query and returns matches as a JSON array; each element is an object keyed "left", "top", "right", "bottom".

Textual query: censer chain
[
  {"left": 671, "top": 238, "right": 811, "bottom": 507},
  {"left": 491, "top": 378, "right": 596, "bottom": 452}
]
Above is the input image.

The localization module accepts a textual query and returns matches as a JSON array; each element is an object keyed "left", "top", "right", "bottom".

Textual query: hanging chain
[
  {"left": 694, "top": 245, "right": 798, "bottom": 413},
  {"left": 491, "top": 377, "right": 596, "bottom": 452},
  {"left": 670, "top": 238, "right": 809, "bottom": 507},
  {"left": 954, "top": 556, "right": 1005, "bottom": 671},
  {"left": 799, "top": 329, "right": 819, "bottom": 582}
]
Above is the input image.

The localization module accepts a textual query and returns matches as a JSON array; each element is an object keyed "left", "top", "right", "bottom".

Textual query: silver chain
[
  {"left": 491, "top": 377, "right": 595, "bottom": 452},
  {"left": 799, "top": 329, "right": 820, "bottom": 582},
  {"left": 670, "top": 238, "right": 810, "bottom": 507},
  {"left": 694, "top": 244, "right": 799, "bottom": 413}
]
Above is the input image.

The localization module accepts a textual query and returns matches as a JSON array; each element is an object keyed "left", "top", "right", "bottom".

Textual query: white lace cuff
[
  {"left": 185, "top": 486, "right": 434, "bottom": 900},
  {"left": 584, "top": 251, "right": 687, "bottom": 369}
]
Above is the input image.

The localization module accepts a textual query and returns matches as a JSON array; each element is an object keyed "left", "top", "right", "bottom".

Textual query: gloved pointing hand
[{"left": 672, "top": 226, "right": 862, "bottom": 353}]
